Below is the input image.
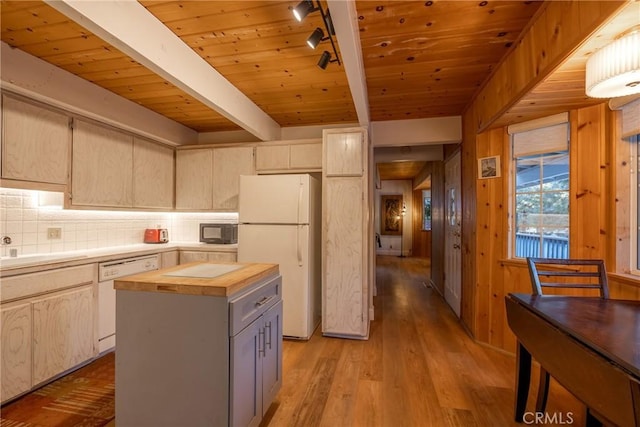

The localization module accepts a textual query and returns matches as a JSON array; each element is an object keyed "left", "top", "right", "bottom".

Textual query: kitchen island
[{"left": 114, "top": 261, "right": 282, "bottom": 427}]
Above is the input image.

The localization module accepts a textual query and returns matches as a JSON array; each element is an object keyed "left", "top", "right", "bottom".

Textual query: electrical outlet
[{"left": 47, "top": 227, "right": 62, "bottom": 239}]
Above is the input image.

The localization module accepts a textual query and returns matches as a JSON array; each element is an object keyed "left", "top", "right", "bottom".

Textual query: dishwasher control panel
[{"left": 98, "top": 254, "right": 159, "bottom": 281}]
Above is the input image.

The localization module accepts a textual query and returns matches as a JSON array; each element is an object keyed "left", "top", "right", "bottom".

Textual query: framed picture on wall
[
  {"left": 478, "top": 155, "right": 501, "bottom": 179},
  {"left": 381, "top": 194, "right": 403, "bottom": 235}
]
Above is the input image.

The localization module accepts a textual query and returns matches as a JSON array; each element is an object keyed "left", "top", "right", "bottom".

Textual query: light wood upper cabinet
[
  {"left": 176, "top": 146, "right": 254, "bottom": 211},
  {"left": 290, "top": 142, "right": 322, "bottom": 170},
  {"left": 133, "top": 137, "right": 174, "bottom": 209},
  {"left": 1, "top": 301, "right": 32, "bottom": 403},
  {"left": 71, "top": 119, "right": 133, "bottom": 208},
  {"left": 255, "top": 140, "right": 322, "bottom": 173},
  {"left": 212, "top": 146, "right": 254, "bottom": 210},
  {"left": 175, "top": 149, "right": 213, "bottom": 210},
  {"left": 255, "top": 145, "right": 289, "bottom": 171},
  {"left": 1, "top": 95, "right": 70, "bottom": 186},
  {"left": 324, "top": 131, "right": 363, "bottom": 176}
]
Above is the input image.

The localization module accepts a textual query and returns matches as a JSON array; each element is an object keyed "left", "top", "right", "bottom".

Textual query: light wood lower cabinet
[
  {"left": 32, "top": 285, "right": 94, "bottom": 386},
  {"left": 0, "top": 265, "right": 96, "bottom": 404},
  {"left": 179, "top": 250, "right": 237, "bottom": 264},
  {"left": 160, "top": 250, "right": 179, "bottom": 268},
  {"left": 1, "top": 302, "right": 32, "bottom": 403}
]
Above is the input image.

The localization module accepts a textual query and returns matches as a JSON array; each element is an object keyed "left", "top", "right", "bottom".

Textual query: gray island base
[{"left": 114, "top": 262, "right": 282, "bottom": 427}]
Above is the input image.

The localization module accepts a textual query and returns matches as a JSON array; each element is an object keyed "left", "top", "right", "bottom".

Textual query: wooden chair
[{"left": 526, "top": 257, "right": 609, "bottom": 423}]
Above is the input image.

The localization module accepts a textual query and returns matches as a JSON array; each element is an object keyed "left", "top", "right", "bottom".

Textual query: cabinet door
[
  {"left": 133, "top": 137, "right": 174, "bottom": 209},
  {"left": 255, "top": 145, "right": 289, "bottom": 171},
  {"left": 160, "top": 250, "right": 179, "bottom": 268},
  {"left": 290, "top": 142, "right": 322, "bottom": 170},
  {"left": 230, "top": 319, "right": 262, "bottom": 427},
  {"left": 207, "top": 252, "right": 237, "bottom": 262},
  {"left": 71, "top": 119, "right": 133, "bottom": 207},
  {"left": 261, "top": 300, "right": 282, "bottom": 412},
  {"left": 179, "top": 250, "right": 210, "bottom": 264},
  {"left": 212, "top": 146, "right": 255, "bottom": 210},
  {"left": 175, "top": 149, "right": 213, "bottom": 210},
  {"left": 32, "top": 286, "right": 94, "bottom": 385},
  {"left": 324, "top": 131, "right": 363, "bottom": 176},
  {"left": 2, "top": 95, "right": 70, "bottom": 185},
  {"left": 1, "top": 302, "right": 32, "bottom": 403},
  {"left": 323, "top": 177, "right": 367, "bottom": 336}
]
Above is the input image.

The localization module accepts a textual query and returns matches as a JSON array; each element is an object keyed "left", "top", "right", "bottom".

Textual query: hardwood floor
[
  {"left": 1, "top": 256, "right": 586, "bottom": 426},
  {"left": 264, "top": 256, "right": 586, "bottom": 427}
]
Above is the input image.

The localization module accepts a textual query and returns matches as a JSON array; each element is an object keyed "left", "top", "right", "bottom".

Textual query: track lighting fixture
[
  {"left": 292, "top": 0, "right": 318, "bottom": 22},
  {"left": 317, "top": 51, "right": 332, "bottom": 69},
  {"left": 307, "top": 27, "right": 325, "bottom": 49},
  {"left": 291, "top": 0, "right": 341, "bottom": 69}
]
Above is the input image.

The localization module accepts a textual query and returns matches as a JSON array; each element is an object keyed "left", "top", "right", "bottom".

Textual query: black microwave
[{"left": 199, "top": 223, "right": 238, "bottom": 244}]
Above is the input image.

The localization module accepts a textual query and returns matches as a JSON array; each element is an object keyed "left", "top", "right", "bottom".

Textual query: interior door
[{"left": 444, "top": 151, "right": 462, "bottom": 317}]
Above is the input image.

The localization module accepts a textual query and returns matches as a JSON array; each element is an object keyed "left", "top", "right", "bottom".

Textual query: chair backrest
[{"left": 526, "top": 257, "right": 609, "bottom": 298}]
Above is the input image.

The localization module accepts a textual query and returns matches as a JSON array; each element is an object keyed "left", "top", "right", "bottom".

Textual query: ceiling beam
[
  {"left": 328, "top": 0, "right": 370, "bottom": 129},
  {"left": 45, "top": 0, "right": 281, "bottom": 141}
]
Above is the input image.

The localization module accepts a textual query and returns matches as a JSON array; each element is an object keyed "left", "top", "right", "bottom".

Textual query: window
[
  {"left": 422, "top": 190, "right": 431, "bottom": 230},
  {"left": 509, "top": 114, "right": 569, "bottom": 259},
  {"left": 514, "top": 152, "right": 569, "bottom": 258}
]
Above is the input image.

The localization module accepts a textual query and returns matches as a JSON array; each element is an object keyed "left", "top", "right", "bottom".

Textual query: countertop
[
  {"left": 0, "top": 242, "right": 238, "bottom": 277},
  {"left": 114, "top": 261, "right": 279, "bottom": 297}
]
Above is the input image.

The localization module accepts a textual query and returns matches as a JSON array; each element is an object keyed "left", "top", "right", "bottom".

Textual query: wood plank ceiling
[{"left": 0, "top": 0, "right": 543, "bottom": 134}]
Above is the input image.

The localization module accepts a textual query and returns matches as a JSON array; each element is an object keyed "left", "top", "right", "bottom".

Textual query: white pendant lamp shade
[{"left": 586, "top": 29, "right": 640, "bottom": 98}]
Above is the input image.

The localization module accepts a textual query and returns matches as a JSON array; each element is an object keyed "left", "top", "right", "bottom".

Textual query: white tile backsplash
[{"left": 0, "top": 188, "right": 238, "bottom": 258}]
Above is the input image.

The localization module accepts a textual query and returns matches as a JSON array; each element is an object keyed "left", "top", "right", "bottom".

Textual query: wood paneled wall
[
  {"left": 471, "top": 1, "right": 627, "bottom": 133},
  {"left": 462, "top": 103, "right": 640, "bottom": 353}
]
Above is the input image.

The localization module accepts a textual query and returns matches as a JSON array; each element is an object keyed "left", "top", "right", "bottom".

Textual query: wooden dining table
[{"left": 505, "top": 293, "right": 640, "bottom": 426}]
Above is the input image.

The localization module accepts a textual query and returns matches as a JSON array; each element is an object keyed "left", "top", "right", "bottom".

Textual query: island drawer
[{"left": 229, "top": 274, "right": 281, "bottom": 336}]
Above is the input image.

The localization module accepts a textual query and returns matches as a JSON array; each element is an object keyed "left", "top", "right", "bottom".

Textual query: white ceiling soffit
[
  {"left": 328, "top": 0, "right": 370, "bottom": 129},
  {"left": 371, "top": 117, "right": 462, "bottom": 147},
  {"left": 45, "top": 0, "right": 282, "bottom": 141}
]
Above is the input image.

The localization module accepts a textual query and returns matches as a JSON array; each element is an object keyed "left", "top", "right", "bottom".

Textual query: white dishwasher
[{"left": 98, "top": 254, "right": 159, "bottom": 353}]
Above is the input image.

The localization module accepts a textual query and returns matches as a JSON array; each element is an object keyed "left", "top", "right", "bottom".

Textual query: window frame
[{"left": 508, "top": 117, "right": 570, "bottom": 260}]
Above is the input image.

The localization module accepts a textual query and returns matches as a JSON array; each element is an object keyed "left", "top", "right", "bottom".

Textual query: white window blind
[
  {"left": 508, "top": 113, "right": 569, "bottom": 158},
  {"left": 621, "top": 99, "right": 640, "bottom": 138}
]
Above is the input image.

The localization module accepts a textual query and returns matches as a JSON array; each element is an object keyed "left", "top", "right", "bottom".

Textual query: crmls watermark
[{"left": 523, "top": 412, "right": 575, "bottom": 425}]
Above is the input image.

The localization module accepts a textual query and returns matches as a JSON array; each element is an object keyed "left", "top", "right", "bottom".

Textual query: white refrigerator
[{"left": 238, "top": 174, "right": 321, "bottom": 340}]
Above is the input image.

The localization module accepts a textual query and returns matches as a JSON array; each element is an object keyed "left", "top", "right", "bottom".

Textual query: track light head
[
  {"left": 317, "top": 51, "right": 331, "bottom": 69},
  {"left": 293, "top": 0, "right": 317, "bottom": 22},
  {"left": 307, "top": 27, "right": 324, "bottom": 49}
]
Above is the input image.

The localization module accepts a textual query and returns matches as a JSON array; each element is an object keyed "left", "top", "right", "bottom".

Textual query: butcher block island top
[{"left": 114, "top": 261, "right": 279, "bottom": 297}]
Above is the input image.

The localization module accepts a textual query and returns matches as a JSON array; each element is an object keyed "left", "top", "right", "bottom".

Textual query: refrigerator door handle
[
  {"left": 297, "top": 181, "right": 304, "bottom": 224},
  {"left": 297, "top": 225, "right": 303, "bottom": 267}
]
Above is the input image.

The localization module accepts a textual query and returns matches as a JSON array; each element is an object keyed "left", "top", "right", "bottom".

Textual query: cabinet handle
[
  {"left": 255, "top": 296, "right": 273, "bottom": 307},
  {"left": 265, "top": 321, "right": 272, "bottom": 350},
  {"left": 259, "top": 328, "right": 266, "bottom": 357}
]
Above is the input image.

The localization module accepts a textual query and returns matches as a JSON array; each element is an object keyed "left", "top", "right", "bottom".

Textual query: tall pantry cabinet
[{"left": 321, "top": 127, "right": 373, "bottom": 339}]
